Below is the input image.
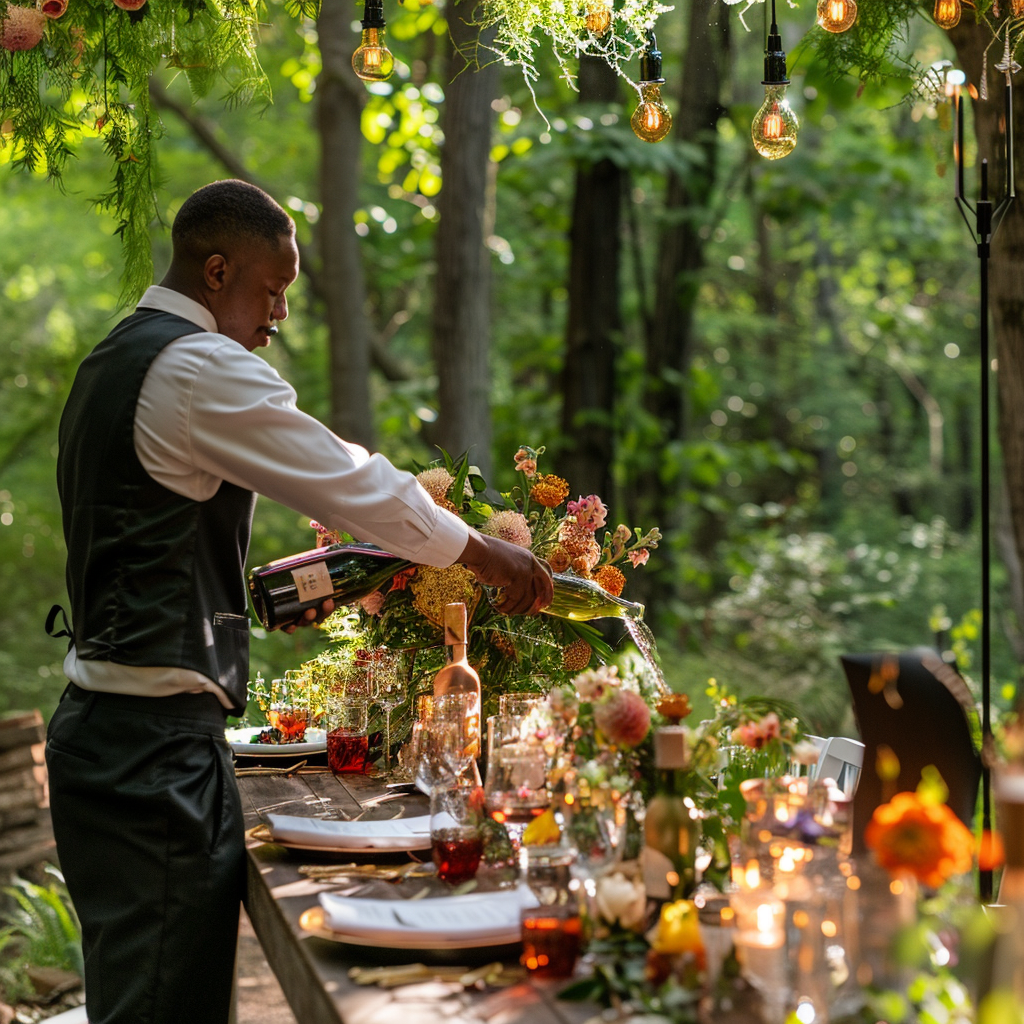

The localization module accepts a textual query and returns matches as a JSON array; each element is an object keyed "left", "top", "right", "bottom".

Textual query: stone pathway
[{"left": 236, "top": 909, "right": 298, "bottom": 1024}]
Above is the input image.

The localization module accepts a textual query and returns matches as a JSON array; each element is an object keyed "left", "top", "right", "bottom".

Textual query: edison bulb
[
  {"left": 631, "top": 83, "right": 672, "bottom": 143},
  {"left": 585, "top": 0, "right": 612, "bottom": 35},
  {"left": 933, "top": 0, "right": 961, "bottom": 28},
  {"left": 751, "top": 85, "right": 799, "bottom": 159},
  {"left": 816, "top": 0, "right": 857, "bottom": 32},
  {"left": 352, "top": 27, "right": 394, "bottom": 81}
]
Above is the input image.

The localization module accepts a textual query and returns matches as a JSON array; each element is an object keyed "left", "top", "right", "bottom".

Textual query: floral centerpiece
[{"left": 306, "top": 446, "right": 661, "bottom": 745}]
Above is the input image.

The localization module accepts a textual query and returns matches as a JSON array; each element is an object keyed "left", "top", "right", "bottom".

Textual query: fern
[{"left": 0, "top": 0, "right": 309, "bottom": 304}]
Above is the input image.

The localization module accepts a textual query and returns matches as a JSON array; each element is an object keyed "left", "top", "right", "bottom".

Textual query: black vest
[{"left": 56, "top": 308, "right": 256, "bottom": 714}]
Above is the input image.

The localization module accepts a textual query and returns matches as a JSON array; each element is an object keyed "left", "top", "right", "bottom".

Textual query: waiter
[{"left": 46, "top": 179, "right": 552, "bottom": 1024}]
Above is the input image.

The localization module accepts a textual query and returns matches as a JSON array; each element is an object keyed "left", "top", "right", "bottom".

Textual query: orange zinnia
[
  {"left": 593, "top": 564, "right": 626, "bottom": 596},
  {"left": 864, "top": 790, "right": 975, "bottom": 889},
  {"left": 530, "top": 474, "right": 570, "bottom": 508}
]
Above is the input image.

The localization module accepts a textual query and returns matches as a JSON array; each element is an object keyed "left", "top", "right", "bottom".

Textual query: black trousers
[{"left": 46, "top": 683, "right": 244, "bottom": 1024}]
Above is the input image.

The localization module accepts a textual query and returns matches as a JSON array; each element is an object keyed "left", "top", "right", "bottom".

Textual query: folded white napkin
[
  {"left": 265, "top": 813, "right": 432, "bottom": 851},
  {"left": 318, "top": 887, "right": 538, "bottom": 944}
]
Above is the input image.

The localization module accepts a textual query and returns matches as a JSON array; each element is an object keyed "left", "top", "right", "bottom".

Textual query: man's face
[{"left": 208, "top": 233, "right": 300, "bottom": 351}]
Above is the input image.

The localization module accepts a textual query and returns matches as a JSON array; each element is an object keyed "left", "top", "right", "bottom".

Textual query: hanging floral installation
[
  {"left": 0, "top": 0, "right": 318, "bottom": 301},
  {"left": 470, "top": 0, "right": 672, "bottom": 94}
]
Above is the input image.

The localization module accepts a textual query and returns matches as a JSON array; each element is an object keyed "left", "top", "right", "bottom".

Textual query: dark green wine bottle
[{"left": 247, "top": 543, "right": 411, "bottom": 631}]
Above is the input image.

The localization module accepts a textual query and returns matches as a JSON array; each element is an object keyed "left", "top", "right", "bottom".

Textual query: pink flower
[
  {"left": 359, "top": 590, "right": 385, "bottom": 616},
  {"left": 567, "top": 495, "right": 608, "bottom": 533},
  {"left": 627, "top": 548, "right": 650, "bottom": 568},
  {"left": 593, "top": 689, "right": 651, "bottom": 749},
  {"left": 514, "top": 449, "right": 538, "bottom": 479}
]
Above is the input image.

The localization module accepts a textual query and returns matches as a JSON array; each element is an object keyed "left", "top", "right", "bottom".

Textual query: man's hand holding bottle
[{"left": 459, "top": 531, "right": 553, "bottom": 616}]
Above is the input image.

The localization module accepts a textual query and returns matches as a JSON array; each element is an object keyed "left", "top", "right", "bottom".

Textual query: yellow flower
[
  {"left": 647, "top": 900, "right": 704, "bottom": 956},
  {"left": 864, "top": 789, "right": 975, "bottom": 888},
  {"left": 410, "top": 564, "right": 478, "bottom": 626},
  {"left": 522, "top": 806, "right": 561, "bottom": 846}
]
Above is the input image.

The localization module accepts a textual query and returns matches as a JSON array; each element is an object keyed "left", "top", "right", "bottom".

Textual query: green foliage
[
  {"left": 0, "top": 0, "right": 313, "bottom": 303},
  {"left": 0, "top": 867, "right": 82, "bottom": 1003}
]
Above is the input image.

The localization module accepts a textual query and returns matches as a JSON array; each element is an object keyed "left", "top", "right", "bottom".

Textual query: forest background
[{"left": 0, "top": 0, "right": 1020, "bottom": 737}]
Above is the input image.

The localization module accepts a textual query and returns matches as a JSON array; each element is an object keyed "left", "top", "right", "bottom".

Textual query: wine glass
[
  {"left": 484, "top": 714, "right": 550, "bottom": 846},
  {"left": 369, "top": 648, "right": 406, "bottom": 776},
  {"left": 432, "top": 692, "right": 479, "bottom": 777}
]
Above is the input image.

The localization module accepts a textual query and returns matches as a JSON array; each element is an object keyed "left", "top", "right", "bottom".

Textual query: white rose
[{"left": 595, "top": 871, "right": 646, "bottom": 930}]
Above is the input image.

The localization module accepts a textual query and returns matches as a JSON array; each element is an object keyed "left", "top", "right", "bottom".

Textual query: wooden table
[{"left": 238, "top": 768, "right": 595, "bottom": 1024}]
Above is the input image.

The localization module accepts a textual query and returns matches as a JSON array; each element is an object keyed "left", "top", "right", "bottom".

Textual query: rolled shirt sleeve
[{"left": 186, "top": 342, "right": 471, "bottom": 566}]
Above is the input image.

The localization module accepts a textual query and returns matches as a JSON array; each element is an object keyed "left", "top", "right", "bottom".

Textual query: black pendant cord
[{"left": 953, "top": 74, "right": 1015, "bottom": 905}]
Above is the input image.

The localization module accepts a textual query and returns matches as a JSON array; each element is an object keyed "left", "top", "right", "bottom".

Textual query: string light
[
  {"left": 751, "top": 0, "right": 798, "bottom": 159},
  {"left": 352, "top": 0, "right": 394, "bottom": 82},
  {"left": 816, "top": 0, "right": 857, "bottom": 33},
  {"left": 630, "top": 33, "right": 672, "bottom": 143},
  {"left": 933, "top": 0, "right": 961, "bottom": 29}
]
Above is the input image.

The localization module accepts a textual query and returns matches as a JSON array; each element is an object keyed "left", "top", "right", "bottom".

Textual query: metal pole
[{"left": 978, "top": 155, "right": 993, "bottom": 903}]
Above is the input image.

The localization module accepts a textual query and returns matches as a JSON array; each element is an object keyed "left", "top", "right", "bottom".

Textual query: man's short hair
[{"left": 172, "top": 180, "right": 294, "bottom": 263}]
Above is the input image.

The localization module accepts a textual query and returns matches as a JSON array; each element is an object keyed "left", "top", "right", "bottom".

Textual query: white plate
[
  {"left": 265, "top": 813, "right": 432, "bottom": 852},
  {"left": 298, "top": 907, "right": 522, "bottom": 950},
  {"left": 226, "top": 726, "right": 327, "bottom": 755}
]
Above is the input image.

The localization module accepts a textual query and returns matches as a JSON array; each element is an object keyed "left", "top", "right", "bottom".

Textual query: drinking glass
[
  {"left": 484, "top": 715, "right": 550, "bottom": 845},
  {"left": 369, "top": 649, "right": 406, "bottom": 776},
  {"left": 432, "top": 692, "right": 480, "bottom": 775},
  {"left": 520, "top": 847, "right": 582, "bottom": 979},
  {"left": 267, "top": 676, "right": 310, "bottom": 743},
  {"left": 327, "top": 700, "right": 369, "bottom": 775},
  {"left": 430, "top": 778, "right": 485, "bottom": 884}
]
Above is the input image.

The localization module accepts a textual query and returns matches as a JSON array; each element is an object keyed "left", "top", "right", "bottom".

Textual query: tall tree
[
  {"left": 317, "top": 0, "right": 375, "bottom": 448},
  {"left": 430, "top": 3, "right": 500, "bottom": 477},
  {"left": 559, "top": 55, "right": 622, "bottom": 503},
  {"left": 636, "top": 0, "right": 729, "bottom": 604},
  {"left": 947, "top": 24, "right": 1024, "bottom": 634}
]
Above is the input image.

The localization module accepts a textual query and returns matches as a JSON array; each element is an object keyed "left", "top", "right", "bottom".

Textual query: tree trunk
[
  {"left": 632, "top": 0, "right": 729, "bottom": 611},
  {"left": 317, "top": 0, "right": 375, "bottom": 448},
  {"left": 559, "top": 55, "right": 622, "bottom": 502},
  {"left": 644, "top": 0, "right": 728, "bottom": 443},
  {"left": 429, "top": 3, "right": 500, "bottom": 477},
  {"left": 948, "top": 22, "right": 1024, "bottom": 659}
]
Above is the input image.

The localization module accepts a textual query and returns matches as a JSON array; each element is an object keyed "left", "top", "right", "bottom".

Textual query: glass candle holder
[{"left": 520, "top": 847, "right": 582, "bottom": 979}]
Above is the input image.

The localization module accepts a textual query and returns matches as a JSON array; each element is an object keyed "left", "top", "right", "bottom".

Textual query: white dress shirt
[{"left": 66, "top": 286, "right": 470, "bottom": 705}]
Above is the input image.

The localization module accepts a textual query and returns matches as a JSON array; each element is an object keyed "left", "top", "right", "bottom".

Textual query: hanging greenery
[
  {"left": 471, "top": 0, "right": 673, "bottom": 94},
  {"left": 0, "top": 0, "right": 320, "bottom": 303}
]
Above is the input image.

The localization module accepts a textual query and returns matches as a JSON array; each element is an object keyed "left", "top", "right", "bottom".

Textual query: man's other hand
[
  {"left": 283, "top": 598, "right": 336, "bottom": 634},
  {"left": 459, "top": 532, "right": 553, "bottom": 616}
]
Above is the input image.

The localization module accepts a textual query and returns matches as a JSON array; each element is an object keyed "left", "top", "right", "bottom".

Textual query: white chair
[{"left": 814, "top": 736, "right": 865, "bottom": 796}]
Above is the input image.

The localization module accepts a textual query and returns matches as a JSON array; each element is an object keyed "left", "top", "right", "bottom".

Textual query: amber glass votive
[{"left": 520, "top": 906, "right": 583, "bottom": 978}]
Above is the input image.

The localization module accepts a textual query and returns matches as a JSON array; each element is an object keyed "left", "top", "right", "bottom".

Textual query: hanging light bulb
[
  {"left": 630, "top": 34, "right": 672, "bottom": 143},
  {"left": 751, "top": 0, "right": 798, "bottom": 159},
  {"left": 816, "top": 0, "right": 857, "bottom": 33},
  {"left": 585, "top": 0, "right": 612, "bottom": 35},
  {"left": 933, "top": 0, "right": 961, "bottom": 29},
  {"left": 352, "top": 0, "right": 395, "bottom": 82}
]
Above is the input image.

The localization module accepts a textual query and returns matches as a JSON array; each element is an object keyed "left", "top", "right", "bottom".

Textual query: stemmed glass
[{"left": 369, "top": 648, "right": 406, "bottom": 776}]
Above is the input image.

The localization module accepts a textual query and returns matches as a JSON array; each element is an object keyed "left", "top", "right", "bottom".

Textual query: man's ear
[{"left": 203, "top": 253, "right": 228, "bottom": 291}]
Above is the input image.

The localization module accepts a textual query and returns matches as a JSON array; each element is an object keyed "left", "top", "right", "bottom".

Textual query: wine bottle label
[{"left": 290, "top": 561, "right": 332, "bottom": 602}]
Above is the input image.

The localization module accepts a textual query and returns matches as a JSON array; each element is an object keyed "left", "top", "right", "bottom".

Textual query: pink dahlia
[
  {"left": 482, "top": 510, "right": 532, "bottom": 548},
  {"left": 593, "top": 689, "right": 650, "bottom": 749},
  {"left": 1, "top": 6, "right": 46, "bottom": 50},
  {"left": 567, "top": 494, "right": 608, "bottom": 533}
]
